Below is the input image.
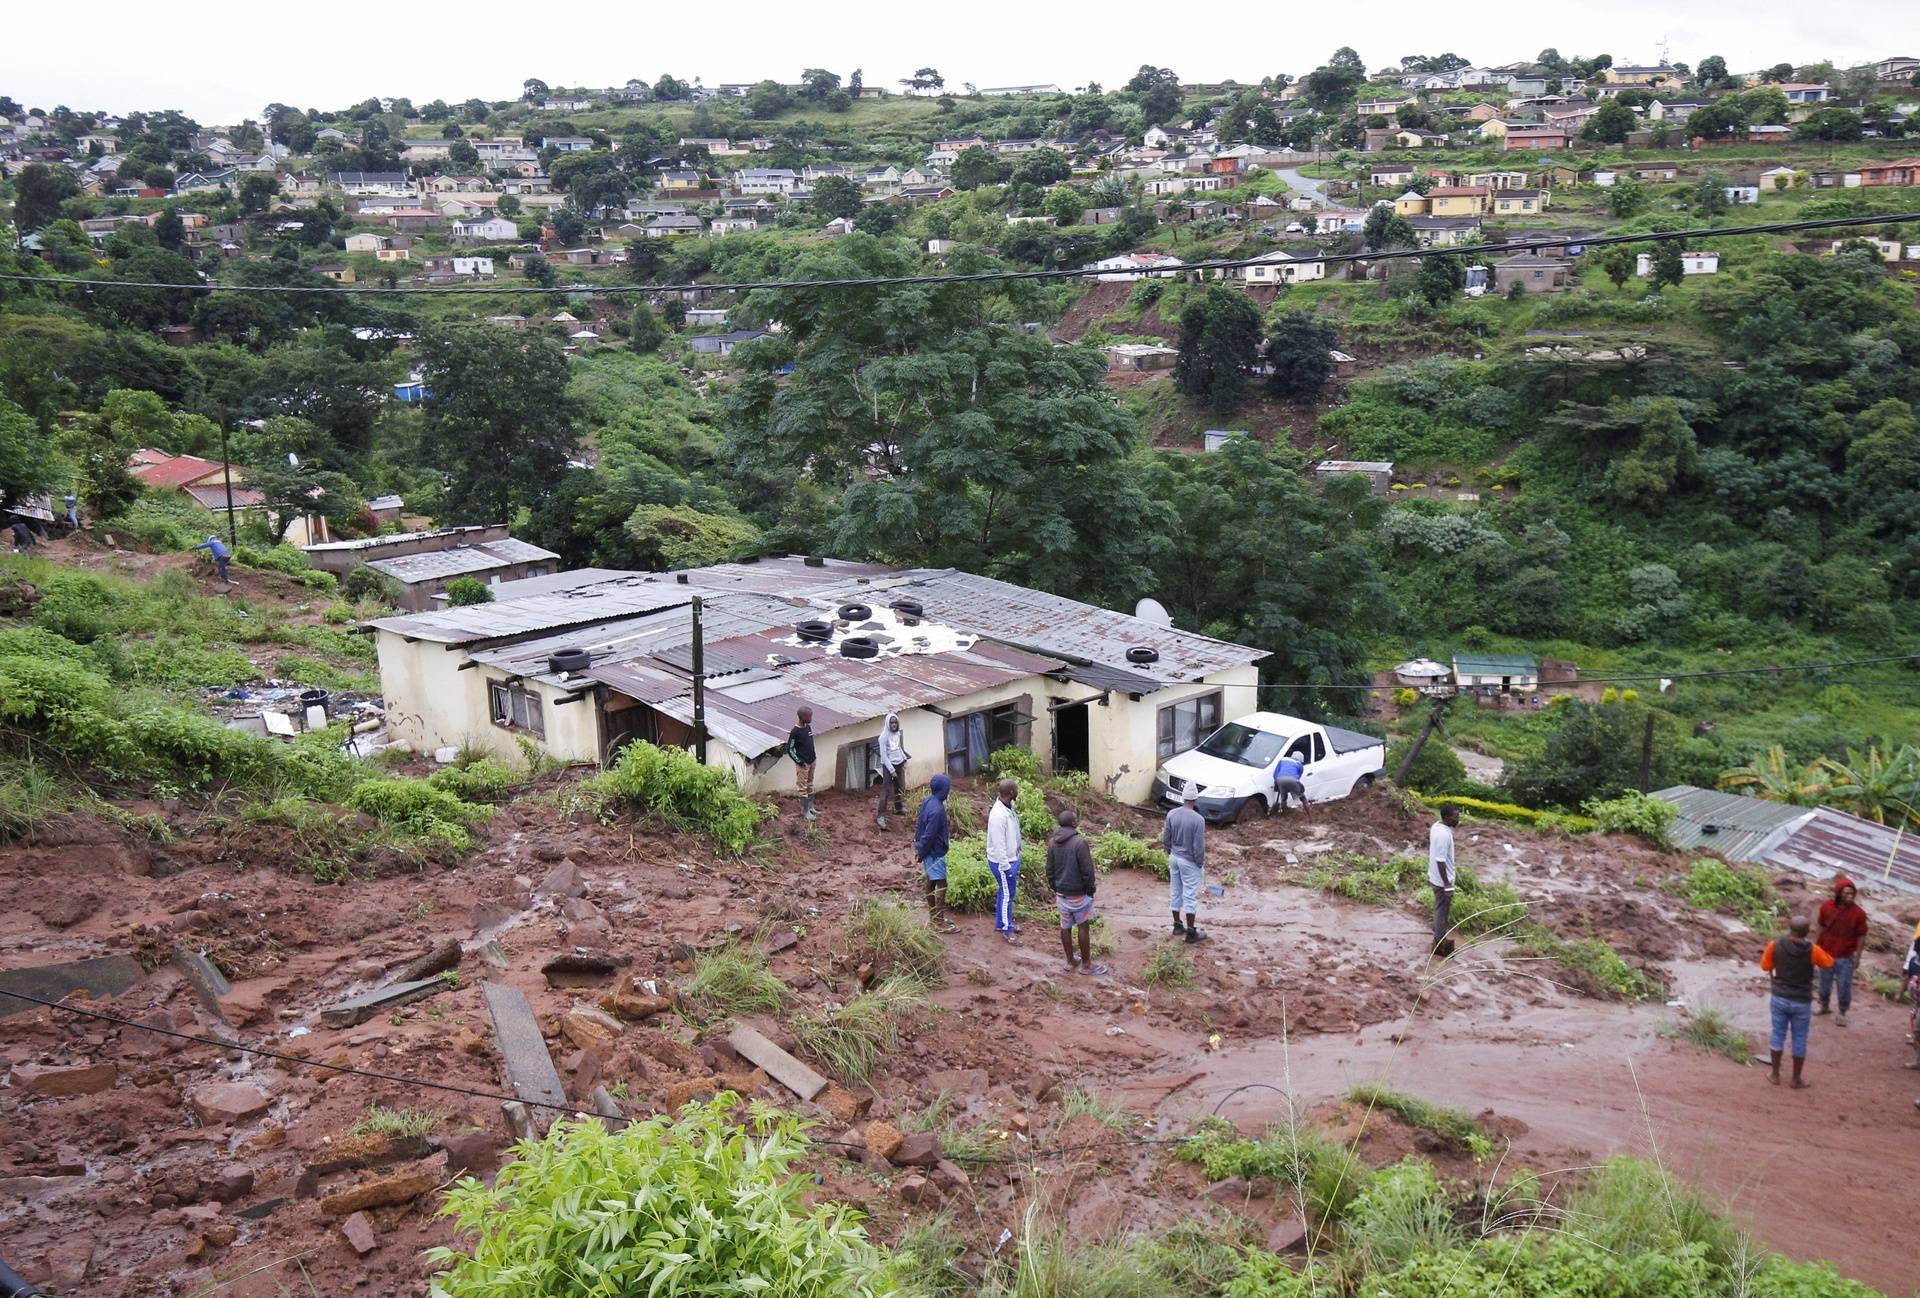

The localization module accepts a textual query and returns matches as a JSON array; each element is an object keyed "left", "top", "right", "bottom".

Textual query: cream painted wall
[
  {"left": 1068, "top": 664, "right": 1260, "bottom": 804},
  {"left": 375, "top": 632, "right": 599, "bottom": 763}
]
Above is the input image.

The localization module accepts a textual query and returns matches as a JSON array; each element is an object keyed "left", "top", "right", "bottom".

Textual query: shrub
[
  {"left": 274, "top": 652, "right": 378, "bottom": 693},
  {"left": 1423, "top": 795, "right": 1596, "bottom": 833},
  {"left": 1664, "top": 857, "right": 1779, "bottom": 929},
  {"left": 429, "top": 757, "right": 520, "bottom": 804},
  {"left": 341, "top": 565, "right": 400, "bottom": 605},
  {"left": 1177, "top": 1118, "right": 1369, "bottom": 1226},
  {"left": 346, "top": 777, "right": 489, "bottom": 850},
  {"left": 444, "top": 576, "right": 494, "bottom": 606},
  {"left": 1347, "top": 1085, "right": 1493, "bottom": 1159},
  {"left": 1345, "top": 1160, "right": 1465, "bottom": 1275},
  {"left": 592, "top": 740, "right": 769, "bottom": 855},
  {"left": 122, "top": 638, "right": 258, "bottom": 689},
  {"left": 426, "top": 1100, "right": 893, "bottom": 1298},
  {"left": 1562, "top": 1157, "right": 1745, "bottom": 1272},
  {"left": 1661, "top": 1004, "right": 1753, "bottom": 1063},
  {"left": 350, "top": 1104, "right": 438, "bottom": 1138},
  {"left": 1746, "top": 1257, "right": 1883, "bottom": 1297},
  {"left": 0, "top": 762, "right": 66, "bottom": 842},
  {"left": 1393, "top": 687, "right": 1418, "bottom": 707},
  {"left": 1092, "top": 830, "right": 1170, "bottom": 880},
  {"left": 985, "top": 746, "right": 1042, "bottom": 782},
  {"left": 943, "top": 837, "right": 1044, "bottom": 912},
  {"left": 1142, "top": 941, "right": 1195, "bottom": 989},
  {"left": 1015, "top": 779, "right": 1054, "bottom": 839},
  {"left": 1583, "top": 790, "right": 1676, "bottom": 845},
  {"left": 1386, "top": 736, "right": 1468, "bottom": 795}
]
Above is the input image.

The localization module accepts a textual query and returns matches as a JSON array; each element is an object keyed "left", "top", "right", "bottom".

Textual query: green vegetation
[
  {"left": 1060, "top": 1090, "right": 1135, "bottom": 1133},
  {"left": 592, "top": 740, "right": 769, "bottom": 855},
  {"left": 1582, "top": 790, "right": 1677, "bottom": 844},
  {"left": 1421, "top": 795, "right": 1597, "bottom": 834},
  {"left": 1663, "top": 858, "right": 1781, "bottom": 930},
  {"left": 1346, "top": 1085, "right": 1495, "bottom": 1159},
  {"left": 792, "top": 978, "right": 934, "bottom": 1085},
  {"left": 1141, "top": 941, "right": 1196, "bottom": 990},
  {"left": 1091, "top": 830, "right": 1170, "bottom": 880},
  {"left": 349, "top": 1104, "right": 439, "bottom": 1139},
  {"left": 426, "top": 1100, "right": 894, "bottom": 1298},
  {"left": 844, "top": 897, "right": 946, "bottom": 983},
  {"left": 681, "top": 942, "right": 786, "bottom": 1020},
  {"left": 427, "top": 756, "right": 522, "bottom": 804},
  {"left": 942, "top": 837, "right": 1044, "bottom": 913},
  {"left": 345, "top": 778, "right": 490, "bottom": 852},
  {"left": 1662, "top": 1006, "right": 1754, "bottom": 1064}
]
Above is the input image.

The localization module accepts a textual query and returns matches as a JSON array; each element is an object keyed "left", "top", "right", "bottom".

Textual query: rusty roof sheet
[
  {"left": 366, "top": 538, "right": 558, "bottom": 585},
  {"left": 1653, "top": 786, "right": 1920, "bottom": 897},
  {"left": 469, "top": 595, "right": 800, "bottom": 688}
]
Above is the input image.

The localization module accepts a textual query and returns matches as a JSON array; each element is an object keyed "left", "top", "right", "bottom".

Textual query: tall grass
[
  {"left": 1660, "top": 1005, "right": 1753, "bottom": 1063},
  {"left": 592, "top": 740, "right": 769, "bottom": 855},
  {"left": 1346, "top": 1085, "right": 1494, "bottom": 1158},
  {"left": 1142, "top": 942, "right": 1196, "bottom": 990},
  {"left": 844, "top": 897, "right": 945, "bottom": 983},
  {"left": 792, "top": 978, "right": 933, "bottom": 1085},
  {"left": 682, "top": 942, "right": 786, "bottom": 1019}
]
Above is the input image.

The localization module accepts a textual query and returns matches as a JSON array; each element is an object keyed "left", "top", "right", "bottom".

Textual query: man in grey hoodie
[
  {"left": 1046, "top": 810, "right": 1107, "bottom": 975},
  {"left": 1163, "top": 786, "right": 1207, "bottom": 944}
]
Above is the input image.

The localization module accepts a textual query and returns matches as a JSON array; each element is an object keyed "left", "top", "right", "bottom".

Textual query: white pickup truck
[{"left": 1150, "top": 710, "right": 1388, "bottom": 824}]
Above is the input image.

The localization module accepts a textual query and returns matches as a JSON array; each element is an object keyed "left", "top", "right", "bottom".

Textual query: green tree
[
  {"left": 0, "top": 396, "right": 57, "bottom": 509},
  {"left": 809, "top": 173, "right": 863, "bottom": 220},
  {"left": 1605, "top": 179, "right": 1649, "bottom": 218},
  {"left": 10, "top": 163, "right": 79, "bottom": 230},
  {"left": 852, "top": 204, "right": 897, "bottom": 236},
  {"left": 1594, "top": 243, "right": 1636, "bottom": 289},
  {"left": 448, "top": 138, "right": 479, "bottom": 168},
  {"left": 521, "top": 254, "right": 557, "bottom": 287},
  {"left": 1580, "top": 100, "right": 1637, "bottom": 144},
  {"left": 1692, "top": 175, "right": 1730, "bottom": 217},
  {"left": 243, "top": 456, "right": 365, "bottom": 543},
  {"left": 416, "top": 326, "right": 578, "bottom": 523},
  {"left": 1363, "top": 205, "right": 1416, "bottom": 249},
  {"left": 625, "top": 503, "right": 759, "bottom": 568},
  {"left": 950, "top": 146, "right": 1004, "bottom": 190},
  {"left": 522, "top": 77, "right": 549, "bottom": 100},
  {"left": 1845, "top": 398, "right": 1920, "bottom": 498},
  {"left": 1648, "top": 239, "right": 1685, "bottom": 290},
  {"left": 1606, "top": 396, "right": 1698, "bottom": 504},
  {"left": 627, "top": 303, "right": 666, "bottom": 354},
  {"left": 1174, "top": 285, "right": 1264, "bottom": 414},
  {"left": 1266, "top": 309, "right": 1337, "bottom": 400},
  {"left": 1414, "top": 252, "right": 1465, "bottom": 305},
  {"left": 1142, "top": 439, "right": 1391, "bottom": 709},
  {"left": 724, "top": 237, "right": 1158, "bottom": 603},
  {"left": 443, "top": 576, "right": 493, "bottom": 606},
  {"left": 798, "top": 68, "right": 841, "bottom": 101},
  {"left": 1044, "top": 185, "right": 1086, "bottom": 226},
  {"left": 237, "top": 173, "right": 280, "bottom": 214},
  {"left": 1795, "top": 107, "right": 1863, "bottom": 144},
  {"left": 1506, "top": 700, "right": 1670, "bottom": 807},
  {"left": 1301, "top": 47, "right": 1367, "bottom": 110},
  {"left": 1695, "top": 55, "right": 1730, "bottom": 87}
]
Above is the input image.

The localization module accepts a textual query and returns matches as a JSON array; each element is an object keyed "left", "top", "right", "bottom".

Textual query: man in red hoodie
[{"left": 1814, "top": 876, "right": 1869, "bottom": 1026}]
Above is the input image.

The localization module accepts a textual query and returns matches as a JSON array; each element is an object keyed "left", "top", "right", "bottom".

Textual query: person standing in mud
[
  {"left": 1047, "top": 810, "right": 1107, "bottom": 975},
  {"left": 1761, "top": 914, "right": 1834, "bottom": 1090},
  {"left": 915, "top": 774, "right": 955, "bottom": 931},
  {"left": 1272, "top": 750, "right": 1307, "bottom": 813},
  {"left": 1814, "top": 876, "right": 1868, "bottom": 1026},
  {"left": 987, "top": 778, "right": 1023, "bottom": 943},
  {"left": 875, "top": 712, "right": 909, "bottom": 828},
  {"left": 1163, "top": 786, "right": 1207, "bottom": 944},
  {"left": 1428, "top": 805, "right": 1460, "bottom": 956},
  {"left": 787, "top": 707, "right": 818, "bottom": 823}
]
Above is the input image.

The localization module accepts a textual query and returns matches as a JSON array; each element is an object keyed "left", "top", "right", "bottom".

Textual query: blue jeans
[
  {"left": 989, "top": 860, "right": 1018, "bottom": 932},
  {"left": 1168, "top": 854, "right": 1203, "bottom": 915},
  {"left": 1769, "top": 995, "right": 1812, "bottom": 1059},
  {"left": 1817, "top": 956, "right": 1854, "bottom": 1014}
]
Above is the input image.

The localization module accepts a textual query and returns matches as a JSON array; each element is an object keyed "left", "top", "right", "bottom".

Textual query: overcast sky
[{"left": 3, "top": 1, "right": 1907, "bottom": 124}]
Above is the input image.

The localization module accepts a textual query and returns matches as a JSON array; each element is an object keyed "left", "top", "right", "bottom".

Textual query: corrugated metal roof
[
  {"left": 435, "top": 568, "right": 634, "bottom": 604},
  {"left": 305, "top": 525, "right": 501, "bottom": 555},
  {"left": 1652, "top": 786, "right": 1920, "bottom": 897},
  {"left": 367, "top": 538, "right": 558, "bottom": 585},
  {"left": 369, "top": 577, "right": 721, "bottom": 644},
  {"left": 1453, "top": 653, "right": 1539, "bottom": 675}
]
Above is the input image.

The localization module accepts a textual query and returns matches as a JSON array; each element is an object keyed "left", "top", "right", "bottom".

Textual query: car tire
[{"left": 1234, "top": 796, "right": 1268, "bottom": 825}]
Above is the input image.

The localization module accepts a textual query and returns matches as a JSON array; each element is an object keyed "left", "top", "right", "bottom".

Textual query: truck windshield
[{"left": 1197, "top": 723, "right": 1287, "bottom": 769}]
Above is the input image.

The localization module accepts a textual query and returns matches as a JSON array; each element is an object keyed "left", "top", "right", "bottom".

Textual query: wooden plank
[
  {"left": 318, "top": 976, "right": 448, "bottom": 1029},
  {"left": 0, "top": 956, "right": 144, "bottom": 1019},
  {"left": 726, "top": 1024, "right": 828, "bottom": 1101},
  {"left": 481, "top": 981, "right": 567, "bottom": 1110}
]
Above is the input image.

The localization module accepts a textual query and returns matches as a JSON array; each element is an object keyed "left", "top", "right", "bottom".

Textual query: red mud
[{"left": 4, "top": 767, "right": 1918, "bottom": 1295}]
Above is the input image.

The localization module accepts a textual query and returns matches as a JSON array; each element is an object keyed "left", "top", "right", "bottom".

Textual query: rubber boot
[{"left": 802, "top": 796, "right": 817, "bottom": 823}]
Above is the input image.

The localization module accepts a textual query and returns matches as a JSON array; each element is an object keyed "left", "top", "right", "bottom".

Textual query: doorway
[{"left": 1053, "top": 702, "right": 1090, "bottom": 774}]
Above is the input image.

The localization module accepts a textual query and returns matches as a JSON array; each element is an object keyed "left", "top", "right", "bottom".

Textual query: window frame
[
  {"left": 487, "top": 678, "right": 546, "bottom": 738},
  {"left": 1156, "top": 689, "right": 1224, "bottom": 763},
  {"left": 942, "top": 695, "right": 1035, "bottom": 776}
]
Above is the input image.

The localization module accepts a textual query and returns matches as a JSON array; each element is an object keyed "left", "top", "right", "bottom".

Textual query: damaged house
[{"left": 368, "top": 558, "right": 1265, "bottom": 802}]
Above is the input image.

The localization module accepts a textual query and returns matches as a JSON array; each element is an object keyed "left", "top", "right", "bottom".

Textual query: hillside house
[
  {"left": 1239, "top": 248, "right": 1326, "bottom": 285},
  {"left": 1408, "top": 216, "right": 1482, "bottom": 247},
  {"left": 690, "top": 330, "right": 771, "bottom": 356},
  {"left": 1857, "top": 158, "right": 1920, "bottom": 186},
  {"left": 1724, "top": 185, "right": 1760, "bottom": 204},
  {"left": 1776, "top": 82, "right": 1833, "bottom": 103},
  {"left": 1452, "top": 652, "right": 1539, "bottom": 693},
  {"left": 132, "top": 450, "right": 330, "bottom": 546},
  {"left": 328, "top": 171, "right": 412, "bottom": 197},
  {"left": 1491, "top": 188, "right": 1548, "bottom": 215},
  {"left": 736, "top": 168, "right": 801, "bottom": 195},
  {"left": 1830, "top": 236, "right": 1907, "bottom": 261},
  {"left": 1394, "top": 191, "right": 1430, "bottom": 216},
  {"left": 1606, "top": 64, "right": 1682, "bottom": 86},
  {"left": 1502, "top": 125, "right": 1569, "bottom": 151},
  {"left": 366, "top": 558, "right": 1266, "bottom": 799},
  {"left": 1370, "top": 164, "right": 1417, "bottom": 187},
  {"left": 1314, "top": 460, "right": 1394, "bottom": 496},
  {"left": 1428, "top": 186, "right": 1493, "bottom": 216},
  {"left": 380, "top": 209, "right": 444, "bottom": 232},
  {"left": 343, "top": 232, "right": 392, "bottom": 254},
  {"left": 314, "top": 263, "right": 356, "bottom": 283},
  {"left": 449, "top": 216, "right": 519, "bottom": 242},
  {"left": 1759, "top": 166, "right": 1799, "bottom": 191},
  {"left": 659, "top": 171, "right": 705, "bottom": 192},
  {"left": 710, "top": 217, "right": 758, "bottom": 236},
  {"left": 1464, "top": 170, "right": 1530, "bottom": 190},
  {"left": 1637, "top": 250, "right": 1719, "bottom": 276},
  {"left": 644, "top": 214, "right": 705, "bottom": 237},
  {"left": 421, "top": 255, "right": 495, "bottom": 278},
  {"left": 1081, "top": 252, "right": 1185, "bottom": 281},
  {"left": 1492, "top": 254, "right": 1570, "bottom": 294},
  {"left": 1103, "top": 343, "right": 1180, "bottom": 372}
]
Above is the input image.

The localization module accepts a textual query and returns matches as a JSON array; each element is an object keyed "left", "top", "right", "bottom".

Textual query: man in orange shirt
[{"left": 1761, "top": 915, "right": 1835, "bottom": 1090}]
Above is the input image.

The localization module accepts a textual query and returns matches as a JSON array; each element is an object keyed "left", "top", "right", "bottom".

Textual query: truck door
[{"left": 1294, "top": 731, "right": 1337, "bottom": 801}]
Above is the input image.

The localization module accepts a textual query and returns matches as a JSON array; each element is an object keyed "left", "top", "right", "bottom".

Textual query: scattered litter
[
  {"left": 434, "top": 747, "right": 459, "bottom": 764},
  {"left": 1105, "top": 1027, "right": 1128, "bottom": 1037},
  {"left": 1206, "top": 1033, "right": 1222, "bottom": 1052},
  {"left": 286, "top": 1026, "right": 310, "bottom": 1039},
  {"left": 1205, "top": 883, "right": 1225, "bottom": 897},
  {"left": 995, "top": 1230, "right": 1013, "bottom": 1252},
  {"left": 1666, "top": 999, "right": 1686, "bottom": 1008}
]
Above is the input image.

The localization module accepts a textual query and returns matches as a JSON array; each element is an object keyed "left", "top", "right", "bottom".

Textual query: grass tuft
[
  {"left": 792, "top": 977, "right": 934, "bottom": 1085},
  {"left": 349, "top": 1104, "right": 438, "bottom": 1139},
  {"left": 1346, "top": 1084, "right": 1494, "bottom": 1159},
  {"left": 844, "top": 896, "right": 945, "bottom": 983},
  {"left": 1142, "top": 941, "right": 1195, "bottom": 989},
  {"left": 682, "top": 942, "right": 786, "bottom": 1019},
  {"left": 1661, "top": 1005, "right": 1753, "bottom": 1063}
]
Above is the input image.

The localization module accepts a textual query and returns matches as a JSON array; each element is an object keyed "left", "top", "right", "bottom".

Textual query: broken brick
[
  {"left": 319, "top": 1163, "right": 442, "bottom": 1218},
  {"left": 340, "top": 1211, "right": 378, "bottom": 1256},
  {"left": 187, "top": 1082, "right": 270, "bottom": 1126},
  {"left": 863, "top": 1121, "right": 904, "bottom": 1161},
  {"left": 9, "top": 1062, "right": 117, "bottom": 1098}
]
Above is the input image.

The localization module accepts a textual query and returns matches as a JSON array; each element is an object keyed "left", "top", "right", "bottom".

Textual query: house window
[
  {"left": 838, "top": 739, "right": 883, "bottom": 791},
  {"left": 944, "top": 696, "right": 1035, "bottom": 776},
  {"left": 1156, "top": 690, "right": 1223, "bottom": 762},
  {"left": 488, "top": 680, "right": 545, "bottom": 737}
]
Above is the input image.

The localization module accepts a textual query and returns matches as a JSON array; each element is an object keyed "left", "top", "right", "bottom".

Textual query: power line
[
  {"left": 3, "top": 211, "right": 1914, "bottom": 297},
  {"left": 1195, "top": 653, "right": 1920, "bottom": 693}
]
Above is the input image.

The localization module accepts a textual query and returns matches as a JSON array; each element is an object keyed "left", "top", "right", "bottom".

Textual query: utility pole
[
  {"left": 690, "top": 596, "right": 708, "bottom": 765},
  {"left": 1638, "top": 712, "right": 1656, "bottom": 793},
  {"left": 216, "top": 422, "right": 239, "bottom": 547},
  {"left": 1394, "top": 696, "right": 1448, "bottom": 786}
]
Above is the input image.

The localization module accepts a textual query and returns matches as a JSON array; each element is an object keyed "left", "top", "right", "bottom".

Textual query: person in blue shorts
[
  {"left": 1047, "top": 810, "right": 1107, "bottom": 975},
  {"left": 915, "top": 773, "right": 955, "bottom": 931}
]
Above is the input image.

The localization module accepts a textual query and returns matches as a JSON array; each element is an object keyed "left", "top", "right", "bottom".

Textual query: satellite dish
[{"left": 1134, "top": 597, "right": 1173, "bottom": 627}]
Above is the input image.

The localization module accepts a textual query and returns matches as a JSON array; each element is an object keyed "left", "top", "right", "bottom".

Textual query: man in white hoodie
[
  {"left": 986, "top": 777, "right": 1024, "bottom": 943},
  {"left": 875, "top": 711, "right": 909, "bottom": 829}
]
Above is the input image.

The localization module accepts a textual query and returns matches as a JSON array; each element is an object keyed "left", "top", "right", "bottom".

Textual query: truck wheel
[
  {"left": 1355, "top": 774, "right": 1377, "bottom": 793},
  {"left": 1235, "top": 796, "right": 1268, "bottom": 825}
]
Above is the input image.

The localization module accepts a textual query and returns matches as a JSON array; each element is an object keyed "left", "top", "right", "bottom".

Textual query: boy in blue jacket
[{"left": 915, "top": 774, "right": 955, "bottom": 931}]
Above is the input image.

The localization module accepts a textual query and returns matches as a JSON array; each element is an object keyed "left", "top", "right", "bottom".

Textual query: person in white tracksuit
[{"left": 986, "top": 778, "right": 1023, "bottom": 943}]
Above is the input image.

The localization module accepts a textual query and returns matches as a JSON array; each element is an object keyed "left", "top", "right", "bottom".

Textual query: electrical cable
[
  {"left": 2, "top": 210, "right": 1915, "bottom": 297},
  {"left": 1113, "top": 653, "right": 1920, "bottom": 693},
  {"left": 0, "top": 987, "right": 1192, "bottom": 1167}
]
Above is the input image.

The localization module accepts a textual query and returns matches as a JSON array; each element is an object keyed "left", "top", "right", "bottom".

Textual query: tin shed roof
[{"left": 1652, "top": 786, "right": 1920, "bottom": 896}]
